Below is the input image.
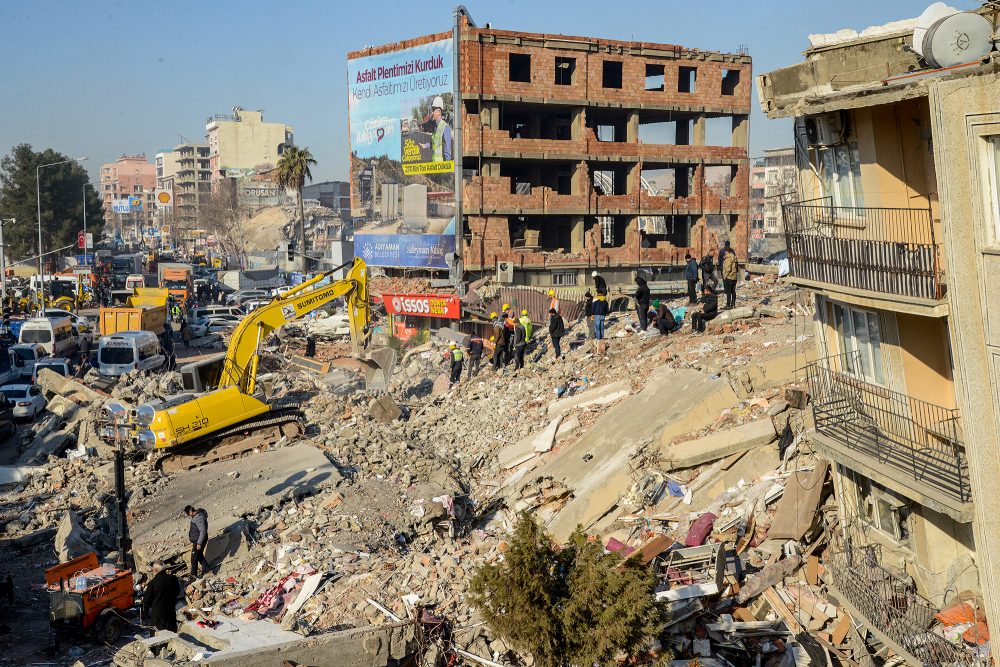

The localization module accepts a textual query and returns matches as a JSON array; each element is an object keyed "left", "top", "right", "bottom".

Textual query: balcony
[
  {"left": 782, "top": 197, "right": 943, "bottom": 302},
  {"left": 807, "top": 353, "right": 970, "bottom": 518},
  {"left": 826, "top": 527, "right": 984, "bottom": 666}
]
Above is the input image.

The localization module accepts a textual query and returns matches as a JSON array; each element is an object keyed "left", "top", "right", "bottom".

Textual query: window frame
[
  {"left": 830, "top": 301, "right": 885, "bottom": 386},
  {"left": 550, "top": 271, "right": 576, "bottom": 287},
  {"left": 813, "top": 142, "right": 864, "bottom": 209},
  {"left": 850, "top": 471, "right": 911, "bottom": 545}
]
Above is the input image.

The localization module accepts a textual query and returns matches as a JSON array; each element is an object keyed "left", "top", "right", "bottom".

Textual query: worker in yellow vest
[{"left": 519, "top": 309, "right": 533, "bottom": 340}]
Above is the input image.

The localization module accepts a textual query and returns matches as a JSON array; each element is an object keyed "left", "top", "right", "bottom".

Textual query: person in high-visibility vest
[
  {"left": 448, "top": 344, "right": 464, "bottom": 388},
  {"left": 519, "top": 309, "right": 533, "bottom": 340}
]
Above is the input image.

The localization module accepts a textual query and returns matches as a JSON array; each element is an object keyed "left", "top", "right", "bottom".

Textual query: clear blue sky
[{"left": 0, "top": 0, "right": 974, "bottom": 184}]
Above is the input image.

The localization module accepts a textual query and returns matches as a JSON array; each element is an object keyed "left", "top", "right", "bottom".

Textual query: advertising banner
[
  {"left": 381, "top": 292, "right": 461, "bottom": 319},
  {"left": 348, "top": 35, "right": 456, "bottom": 269}
]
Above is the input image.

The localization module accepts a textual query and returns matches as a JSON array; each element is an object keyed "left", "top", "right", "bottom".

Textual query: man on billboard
[{"left": 421, "top": 96, "right": 452, "bottom": 162}]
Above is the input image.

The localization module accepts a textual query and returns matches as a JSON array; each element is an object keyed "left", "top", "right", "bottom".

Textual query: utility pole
[
  {"left": 82, "top": 184, "right": 88, "bottom": 265},
  {"left": 0, "top": 218, "right": 11, "bottom": 301}
]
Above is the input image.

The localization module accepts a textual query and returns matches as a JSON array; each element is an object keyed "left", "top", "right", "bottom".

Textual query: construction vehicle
[
  {"left": 120, "top": 258, "right": 394, "bottom": 471},
  {"left": 100, "top": 287, "right": 169, "bottom": 338},
  {"left": 158, "top": 263, "right": 194, "bottom": 303},
  {"left": 45, "top": 552, "right": 133, "bottom": 643}
]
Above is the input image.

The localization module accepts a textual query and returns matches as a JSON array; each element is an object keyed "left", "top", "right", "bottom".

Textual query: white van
[
  {"left": 190, "top": 305, "right": 244, "bottom": 322},
  {"left": 98, "top": 331, "right": 165, "bottom": 376},
  {"left": 19, "top": 317, "right": 78, "bottom": 358}
]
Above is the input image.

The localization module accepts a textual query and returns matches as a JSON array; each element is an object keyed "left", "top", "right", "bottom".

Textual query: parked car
[
  {"left": 193, "top": 314, "right": 242, "bottom": 334},
  {"left": 226, "top": 290, "right": 268, "bottom": 306},
  {"left": 1, "top": 384, "right": 47, "bottom": 420},
  {"left": 242, "top": 298, "right": 269, "bottom": 312},
  {"left": 32, "top": 357, "right": 74, "bottom": 384}
]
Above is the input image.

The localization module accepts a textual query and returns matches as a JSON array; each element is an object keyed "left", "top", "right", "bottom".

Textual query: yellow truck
[{"left": 99, "top": 288, "right": 169, "bottom": 336}]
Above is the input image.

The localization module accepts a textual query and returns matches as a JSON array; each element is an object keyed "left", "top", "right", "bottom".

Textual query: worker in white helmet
[{"left": 424, "top": 95, "right": 452, "bottom": 162}]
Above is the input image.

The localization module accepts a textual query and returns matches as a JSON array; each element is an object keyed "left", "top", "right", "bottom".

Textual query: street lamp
[{"left": 36, "top": 156, "right": 87, "bottom": 311}]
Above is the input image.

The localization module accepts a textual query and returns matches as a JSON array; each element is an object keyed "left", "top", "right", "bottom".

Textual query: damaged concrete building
[
  {"left": 460, "top": 19, "right": 752, "bottom": 288},
  {"left": 759, "top": 3, "right": 999, "bottom": 661}
]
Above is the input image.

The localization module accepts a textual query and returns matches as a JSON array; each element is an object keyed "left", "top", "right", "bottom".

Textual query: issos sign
[{"left": 382, "top": 293, "right": 460, "bottom": 319}]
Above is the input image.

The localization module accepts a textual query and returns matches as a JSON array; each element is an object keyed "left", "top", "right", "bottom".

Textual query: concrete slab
[
  {"left": 528, "top": 367, "right": 727, "bottom": 541},
  {"left": 708, "top": 306, "right": 755, "bottom": 327},
  {"left": 555, "top": 414, "right": 580, "bottom": 442},
  {"left": 661, "top": 420, "right": 776, "bottom": 470},
  {"left": 497, "top": 416, "right": 562, "bottom": 469},
  {"left": 547, "top": 380, "right": 631, "bottom": 418},
  {"left": 0, "top": 465, "right": 42, "bottom": 484},
  {"left": 182, "top": 617, "right": 303, "bottom": 654},
  {"left": 130, "top": 445, "right": 340, "bottom": 569}
]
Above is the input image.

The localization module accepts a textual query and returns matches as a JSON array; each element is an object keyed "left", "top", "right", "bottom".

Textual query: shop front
[{"left": 381, "top": 292, "right": 461, "bottom": 345}]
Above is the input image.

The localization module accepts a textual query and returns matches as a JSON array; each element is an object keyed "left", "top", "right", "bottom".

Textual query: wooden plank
[
  {"left": 831, "top": 611, "right": 852, "bottom": 646},
  {"left": 762, "top": 587, "right": 803, "bottom": 634},
  {"left": 806, "top": 555, "right": 820, "bottom": 586}
]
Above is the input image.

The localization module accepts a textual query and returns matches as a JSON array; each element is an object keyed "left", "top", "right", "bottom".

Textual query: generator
[{"left": 45, "top": 552, "right": 134, "bottom": 642}]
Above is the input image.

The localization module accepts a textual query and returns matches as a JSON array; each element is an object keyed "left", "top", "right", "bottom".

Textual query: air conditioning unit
[
  {"left": 496, "top": 261, "right": 514, "bottom": 284},
  {"left": 803, "top": 112, "right": 845, "bottom": 147}
]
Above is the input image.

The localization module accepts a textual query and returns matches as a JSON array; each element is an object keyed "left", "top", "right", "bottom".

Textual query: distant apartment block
[
  {"left": 205, "top": 107, "right": 294, "bottom": 183},
  {"left": 156, "top": 143, "right": 212, "bottom": 229},
  {"left": 100, "top": 154, "right": 156, "bottom": 229}
]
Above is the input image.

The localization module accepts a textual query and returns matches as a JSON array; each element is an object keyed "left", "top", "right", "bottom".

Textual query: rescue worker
[
  {"left": 519, "top": 309, "right": 533, "bottom": 341},
  {"left": 142, "top": 561, "right": 181, "bottom": 633},
  {"left": 184, "top": 506, "right": 210, "bottom": 578},
  {"left": 547, "top": 289, "right": 560, "bottom": 315},
  {"left": 448, "top": 343, "right": 464, "bottom": 388},
  {"left": 491, "top": 312, "right": 507, "bottom": 370},
  {"left": 513, "top": 318, "right": 527, "bottom": 370},
  {"left": 170, "top": 302, "right": 182, "bottom": 323},
  {"left": 467, "top": 331, "right": 484, "bottom": 379},
  {"left": 503, "top": 306, "right": 517, "bottom": 363}
]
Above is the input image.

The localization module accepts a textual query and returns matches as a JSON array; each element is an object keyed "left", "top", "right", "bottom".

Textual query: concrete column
[
  {"left": 626, "top": 111, "right": 640, "bottom": 143},
  {"left": 732, "top": 115, "right": 749, "bottom": 149},
  {"left": 482, "top": 159, "right": 500, "bottom": 177},
  {"left": 570, "top": 215, "right": 585, "bottom": 253},
  {"left": 627, "top": 163, "right": 642, "bottom": 195},
  {"left": 694, "top": 114, "right": 706, "bottom": 146},
  {"left": 571, "top": 108, "right": 585, "bottom": 141}
]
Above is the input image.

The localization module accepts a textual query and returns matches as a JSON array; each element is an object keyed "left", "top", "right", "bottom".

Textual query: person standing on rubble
[
  {"left": 184, "top": 506, "right": 210, "bottom": 578},
  {"left": 684, "top": 253, "right": 699, "bottom": 304},
  {"left": 503, "top": 306, "right": 517, "bottom": 365},
  {"left": 142, "top": 561, "right": 180, "bottom": 633},
  {"left": 447, "top": 344, "right": 464, "bottom": 388},
  {"left": 513, "top": 317, "right": 527, "bottom": 370},
  {"left": 467, "top": 331, "right": 484, "bottom": 379},
  {"left": 722, "top": 245, "right": 739, "bottom": 310},
  {"left": 583, "top": 290, "right": 595, "bottom": 339},
  {"left": 548, "top": 307, "right": 565, "bottom": 360},
  {"left": 634, "top": 275, "right": 651, "bottom": 331},
  {"left": 690, "top": 285, "right": 719, "bottom": 334},
  {"left": 592, "top": 293, "right": 609, "bottom": 341},
  {"left": 181, "top": 321, "right": 193, "bottom": 349},
  {"left": 491, "top": 312, "right": 507, "bottom": 370},
  {"left": 547, "top": 289, "right": 560, "bottom": 315},
  {"left": 592, "top": 271, "right": 608, "bottom": 296},
  {"left": 519, "top": 309, "right": 533, "bottom": 341},
  {"left": 700, "top": 249, "right": 718, "bottom": 291}
]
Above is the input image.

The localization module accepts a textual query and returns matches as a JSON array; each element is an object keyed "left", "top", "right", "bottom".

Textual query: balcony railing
[
  {"left": 827, "top": 522, "right": 985, "bottom": 666},
  {"left": 807, "top": 353, "right": 970, "bottom": 504},
  {"left": 782, "top": 197, "right": 943, "bottom": 300}
]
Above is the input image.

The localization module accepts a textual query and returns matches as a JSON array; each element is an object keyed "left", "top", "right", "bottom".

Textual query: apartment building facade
[
  {"left": 458, "top": 19, "right": 751, "bottom": 288},
  {"left": 155, "top": 143, "right": 212, "bottom": 230},
  {"left": 760, "top": 6, "right": 996, "bottom": 664},
  {"left": 205, "top": 107, "right": 293, "bottom": 183},
  {"left": 100, "top": 154, "right": 156, "bottom": 234}
]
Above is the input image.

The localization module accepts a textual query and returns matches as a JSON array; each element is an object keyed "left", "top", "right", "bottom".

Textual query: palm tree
[{"left": 275, "top": 146, "right": 316, "bottom": 268}]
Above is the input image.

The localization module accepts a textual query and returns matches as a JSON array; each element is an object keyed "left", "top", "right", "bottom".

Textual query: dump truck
[
  {"left": 157, "top": 263, "right": 193, "bottom": 303},
  {"left": 99, "top": 289, "right": 169, "bottom": 337}
]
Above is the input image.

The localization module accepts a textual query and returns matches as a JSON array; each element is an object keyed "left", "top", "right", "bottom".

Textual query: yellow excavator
[{"left": 124, "top": 258, "right": 395, "bottom": 471}]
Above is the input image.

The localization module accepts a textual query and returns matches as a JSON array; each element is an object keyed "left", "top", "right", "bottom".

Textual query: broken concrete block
[
  {"left": 708, "top": 306, "right": 754, "bottom": 328},
  {"left": 757, "top": 305, "right": 787, "bottom": 319},
  {"left": 555, "top": 414, "right": 580, "bottom": 442},
  {"left": 766, "top": 400, "right": 789, "bottom": 417},
  {"left": 547, "top": 380, "right": 631, "bottom": 418},
  {"left": 663, "top": 419, "right": 776, "bottom": 469},
  {"left": 768, "top": 461, "right": 829, "bottom": 541},
  {"left": 498, "top": 416, "right": 563, "bottom": 469},
  {"left": 54, "top": 511, "right": 94, "bottom": 561},
  {"left": 17, "top": 431, "right": 72, "bottom": 466},
  {"left": 368, "top": 395, "right": 402, "bottom": 424},
  {"left": 785, "top": 387, "right": 808, "bottom": 410}
]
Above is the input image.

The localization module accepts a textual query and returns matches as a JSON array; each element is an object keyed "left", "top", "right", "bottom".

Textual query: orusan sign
[{"left": 382, "top": 292, "right": 460, "bottom": 319}]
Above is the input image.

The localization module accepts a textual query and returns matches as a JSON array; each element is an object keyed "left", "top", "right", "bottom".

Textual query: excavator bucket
[{"left": 360, "top": 345, "right": 398, "bottom": 392}]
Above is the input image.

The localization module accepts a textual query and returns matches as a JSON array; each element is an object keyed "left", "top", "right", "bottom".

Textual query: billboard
[
  {"left": 348, "top": 35, "right": 456, "bottom": 269},
  {"left": 381, "top": 292, "right": 461, "bottom": 319}
]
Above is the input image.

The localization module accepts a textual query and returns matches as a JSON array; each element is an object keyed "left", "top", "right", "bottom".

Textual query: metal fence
[
  {"left": 782, "top": 197, "right": 942, "bottom": 299},
  {"left": 828, "top": 520, "right": 986, "bottom": 666},
  {"left": 807, "top": 353, "right": 970, "bottom": 504}
]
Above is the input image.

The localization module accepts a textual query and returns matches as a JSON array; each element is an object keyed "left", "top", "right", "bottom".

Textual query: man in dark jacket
[
  {"left": 592, "top": 294, "right": 609, "bottom": 340},
  {"left": 654, "top": 301, "right": 678, "bottom": 336},
  {"left": 184, "top": 506, "right": 210, "bottom": 577},
  {"left": 467, "top": 332, "right": 484, "bottom": 378},
  {"left": 513, "top": 320, "right": 527, "bottom": 370},
  {"left": 690, "top": 286, "right": 719, "bottom": 334},
  {"left": 491, "top": 314, "right": 507, "bottom": 370},
  {"left": 548, "top": 308, "right": 566, "bottom": 359},
  {"left": 634, "top": 276, "right": 651, "bottom": 331},
  {"left": 142, "top": 561, "right": 180, "bottom": 632},
  {"left": 700, "top": 250, "right": 718, "bottom": 290},
  {"left": 583, "top": 290, "right": 595, "bottom": 339},
  {"left": 684, "top": 253, "right": 700, "bottom": 304}
]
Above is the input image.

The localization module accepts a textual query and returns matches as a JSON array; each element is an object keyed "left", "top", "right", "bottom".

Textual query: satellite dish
[{"left": 920, "top": 12, "right": 993, "bottom": 69}]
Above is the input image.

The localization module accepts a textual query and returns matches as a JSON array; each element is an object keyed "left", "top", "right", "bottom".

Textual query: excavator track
[{"left": 156, "top": 407, "right": 304, "bottom": 473}]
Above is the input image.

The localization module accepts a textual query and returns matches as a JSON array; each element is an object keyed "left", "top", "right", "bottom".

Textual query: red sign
[{"left": 382, "top": 292, "right": 461, "bottom": 319}]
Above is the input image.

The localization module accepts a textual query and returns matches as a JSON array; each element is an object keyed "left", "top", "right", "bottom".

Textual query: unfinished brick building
[{"left": 459, "top": 18, "right": 751, "bottom": 287}]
